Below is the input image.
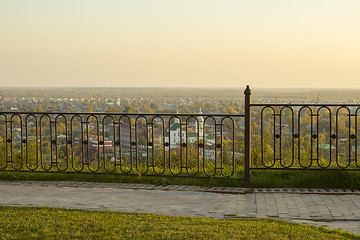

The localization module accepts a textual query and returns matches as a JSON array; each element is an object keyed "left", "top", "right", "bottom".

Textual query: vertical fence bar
[{"left": 244, "top": 85, "right": 251, "bottom": 187}]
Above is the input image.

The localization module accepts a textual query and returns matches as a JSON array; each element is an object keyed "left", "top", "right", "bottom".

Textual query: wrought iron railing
[
  {"left": 243, "top": 85, "right": 360, "bottom": 187},
  {"left": 2, "top": 86, "right": 360, "bottom": 187},
  {"left": 0, "top": 112, "right": 244, "bottom": 178},
  {"left": 250, "top": 103, "right": 360, "bottom": 170}
]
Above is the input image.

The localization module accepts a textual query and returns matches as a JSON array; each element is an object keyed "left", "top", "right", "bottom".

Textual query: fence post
[{"left": 244, "top": 85, "right": 251, "bottom": 187}]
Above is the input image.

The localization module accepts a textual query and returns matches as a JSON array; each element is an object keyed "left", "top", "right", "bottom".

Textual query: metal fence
[
  {"left": 245, "top": 85, "right": 360, "bottom": 186},
  {"left": 1, "top": 86, "right": 359, "bottom": 187},
  {"left": 0, "top": 112, "right": 244, "bottom": 179}
]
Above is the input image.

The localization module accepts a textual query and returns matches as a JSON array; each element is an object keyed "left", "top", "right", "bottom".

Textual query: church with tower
[{"left": 164, "top": 109, "right": 215, "bottom": 149}]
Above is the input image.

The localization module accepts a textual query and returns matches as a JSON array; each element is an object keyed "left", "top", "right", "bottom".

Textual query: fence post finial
[{"left": 244, "top": 85, "right": 251, "bottom": 96}]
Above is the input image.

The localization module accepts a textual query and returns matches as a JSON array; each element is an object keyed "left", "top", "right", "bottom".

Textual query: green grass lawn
[
  {"left": 0, "top": 206, "right": 357, "bottom": 240},
  {"left": 2, "top": 169, "right": 360, "bottom": 189}
]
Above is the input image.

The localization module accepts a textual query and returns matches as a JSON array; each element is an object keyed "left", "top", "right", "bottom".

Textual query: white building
[{"left": 164, "top": 111, "right": 215, "bottom": 148}]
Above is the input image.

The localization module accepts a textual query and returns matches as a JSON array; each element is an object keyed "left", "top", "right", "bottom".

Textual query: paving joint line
[{"left": 1, "top": 180, "right": 360, "bottom": 195}]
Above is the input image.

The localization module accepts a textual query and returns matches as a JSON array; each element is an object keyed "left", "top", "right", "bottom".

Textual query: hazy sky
[{"left": 1, "top": 1, "right": 359, "bottom": 88}]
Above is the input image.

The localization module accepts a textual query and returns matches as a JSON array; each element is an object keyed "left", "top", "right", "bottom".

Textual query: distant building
[{"left": 164, "top": 110, "right": 215, "bottom": 148}]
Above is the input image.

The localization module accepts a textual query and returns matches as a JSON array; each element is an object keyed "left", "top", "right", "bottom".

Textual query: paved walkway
[{"left": 1, "top": 181, "right": 360, "bottom": 235}]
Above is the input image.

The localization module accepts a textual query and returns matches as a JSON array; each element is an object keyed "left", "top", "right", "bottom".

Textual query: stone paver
[{"left": 1, "top": 181, "right": 360, "bottom": 235}]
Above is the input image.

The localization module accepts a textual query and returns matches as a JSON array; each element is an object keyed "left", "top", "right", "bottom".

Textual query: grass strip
[
  {"left": 2, "top": 170, "right": 360, "bottom": 189},
  {"left": 0, "top": 206, "right": 358, "bottom": 239}
]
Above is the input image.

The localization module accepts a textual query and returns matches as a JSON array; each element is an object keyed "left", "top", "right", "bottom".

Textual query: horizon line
[{"left": 1, "top": 86, "right": 360, "bottom": 91}]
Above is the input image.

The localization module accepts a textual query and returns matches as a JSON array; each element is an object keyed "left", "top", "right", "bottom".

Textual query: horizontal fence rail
[
  {"left": 250, "top": 104, "right": 360, "bottom": 171},
  {"left": 0, "top": 112, "right": 245, "bottom": 179}
]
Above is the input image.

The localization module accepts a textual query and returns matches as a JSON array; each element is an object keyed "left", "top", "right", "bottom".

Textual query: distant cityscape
[{"left": 1, "top": 88, "right": 360, "bottom": 114}]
